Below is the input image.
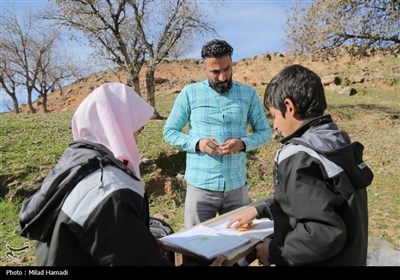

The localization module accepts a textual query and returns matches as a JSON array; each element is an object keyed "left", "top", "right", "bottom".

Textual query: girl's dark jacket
[
  {"left": 256, "top": 115, "right": 373, "bottom": 266},
  {"left": 19, "top": 141, "right": 169, "bottom": 266}
]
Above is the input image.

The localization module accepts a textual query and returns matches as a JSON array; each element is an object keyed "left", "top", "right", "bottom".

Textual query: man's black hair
[
  {"left": 201, "top": 39, "right": 233, "bottom": 59},
  {"left": 264, "top": 64, "right": 327, "bottom": 119}
]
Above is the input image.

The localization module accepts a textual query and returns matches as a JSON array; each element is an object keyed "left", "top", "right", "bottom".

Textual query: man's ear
[{"left": 284, "top": 98, "right": 296, "bottom": 116}]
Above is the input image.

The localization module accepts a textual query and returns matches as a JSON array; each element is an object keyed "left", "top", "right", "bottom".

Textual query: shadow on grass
[
  {"left": 0, "top": 169, "right": 41, "bottom": 201},
  {"left": 141, "top": 150, "right": 186, "bottom": 177}
]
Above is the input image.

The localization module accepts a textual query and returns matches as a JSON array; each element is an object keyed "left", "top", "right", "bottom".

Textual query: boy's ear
[{"left": 284, "top": 98, "right": 297, "bottom": 116}]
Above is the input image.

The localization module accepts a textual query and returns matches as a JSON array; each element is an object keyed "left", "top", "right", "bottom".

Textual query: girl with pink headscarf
[
  {"left": 19, "top": 83, "right": 172, "bottom": 265},
  {"left": 71, "top": 82, "right": 154, "bottom": 178}
]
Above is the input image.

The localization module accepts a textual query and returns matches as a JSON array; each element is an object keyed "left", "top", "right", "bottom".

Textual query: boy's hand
[
  {"left": 210, "top": 255, "right": 228, "bottom": 266},
  {"left": 226, "top": 207, "right": 258, "bottom": 229},
  {"left": 256, "top": 238, "right": 272, "bottom": 266},
  {"left": 236, "top": 222, "right": 255, "bottom": 231}
]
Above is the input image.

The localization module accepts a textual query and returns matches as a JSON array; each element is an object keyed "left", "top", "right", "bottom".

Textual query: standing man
[{"left": 163, "top": 39, "right": 271, "bottom": 228}]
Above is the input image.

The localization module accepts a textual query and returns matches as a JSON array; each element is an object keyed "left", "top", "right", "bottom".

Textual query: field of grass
[{"left": 1, "top": 78, "right": 399, "bottom": 265}]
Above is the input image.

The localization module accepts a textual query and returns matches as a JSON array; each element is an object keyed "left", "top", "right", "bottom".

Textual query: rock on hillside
[{"left": 25, "top": 49, "right": 399, "bottom": 113}]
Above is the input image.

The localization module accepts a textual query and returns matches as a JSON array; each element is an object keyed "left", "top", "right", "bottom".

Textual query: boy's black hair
[
  {"left": 201, "top": 39, "right": 233, "bottom": 59},
  {"left": 264, "top": 64, "right": 327, "bottom": 119}
]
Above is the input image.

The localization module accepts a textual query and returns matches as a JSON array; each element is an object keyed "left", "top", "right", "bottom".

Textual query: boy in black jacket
[{"left": 228, "top": 65, "right": 373, "bottom": 266}]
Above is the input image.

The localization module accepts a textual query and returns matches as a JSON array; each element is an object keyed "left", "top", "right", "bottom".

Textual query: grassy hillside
[{"left": 1, "top": 56, "right": 399, "bottom": 266}]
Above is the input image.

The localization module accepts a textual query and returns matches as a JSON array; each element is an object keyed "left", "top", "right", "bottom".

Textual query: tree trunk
[
  {"left": 145, "top": 67, "right": 162, "bottom": 119},
  {"left": 127, "top": 74, "right": 141, "bottom": 96},
  {"left": 42, "top": 94, "right": 48, "bottom": 113},
  {"left": 127, "top": 68, "right": 142, "bottom": 96},
  {"left": 11, "top": 95, "right": 19, "bottom": 113},
  {"left": 132, "top": 77, "right": 141, "bottom": 96},
  {"left": 27, "top": 90, "right": 36, "bottom": 113}
]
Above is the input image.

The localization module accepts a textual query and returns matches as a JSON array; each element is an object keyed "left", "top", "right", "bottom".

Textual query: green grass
[
  {"left": 1, "top": 111, "right": 73, "bottom": 187},
  {"left": 1, "top": 73, "right": 399, "bottom": 265},
  {"left": 0, "top": 198, "right": 35, "bottom": 265}
]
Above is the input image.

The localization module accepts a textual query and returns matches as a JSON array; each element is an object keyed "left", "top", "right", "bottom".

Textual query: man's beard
[{"left": 208, "top": 78, "right": 232, "bottom": 93}]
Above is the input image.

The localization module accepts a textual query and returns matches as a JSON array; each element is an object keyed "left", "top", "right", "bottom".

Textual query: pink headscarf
[{"left": 71, "top": 83, "right": 154, "bottom": 178}]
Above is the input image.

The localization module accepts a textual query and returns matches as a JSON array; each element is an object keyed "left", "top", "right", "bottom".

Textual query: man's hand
[
  {"left": 226, "top": 207, "right": 258, "bottom": 229},
  {"left": 219, "top": 138, "right": 245, "bottom": 155},
  {"left": 198, "top": 138, "right": 221, "bottom": 155}
]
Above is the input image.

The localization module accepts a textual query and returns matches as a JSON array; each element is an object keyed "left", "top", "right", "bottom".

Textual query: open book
[{"left": 160, "top": 218, "right": 273, "bottom": 260}]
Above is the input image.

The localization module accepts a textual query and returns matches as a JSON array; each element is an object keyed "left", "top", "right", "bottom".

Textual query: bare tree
[
  {"left": 1, "top": 11, "right": 41, "bottom": 113},
  {"left": 129, "top": 0, "right": 217, "bottom": 119},
  {"left": 48, "top": 0, "right": 218, "bottom": 118},
  {"left": 34, "top": 47, "right": 81, "bottom": 113},
  {"left": 1, "top": 9, "right": 82, "bottom": 113},
  {"left": 0, "top": 59, "right": 20, "bottom": 113},
  {"left": 286, "top": 0, "right": 400, "bottom": 55},
  {"left": 49, "top": 0, "right": 146, "bottom": 95}
]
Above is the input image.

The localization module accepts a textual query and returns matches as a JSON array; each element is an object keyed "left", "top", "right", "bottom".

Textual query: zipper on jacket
[{"left": 97, "top": 157, "right": 105, "bottom": 189}]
